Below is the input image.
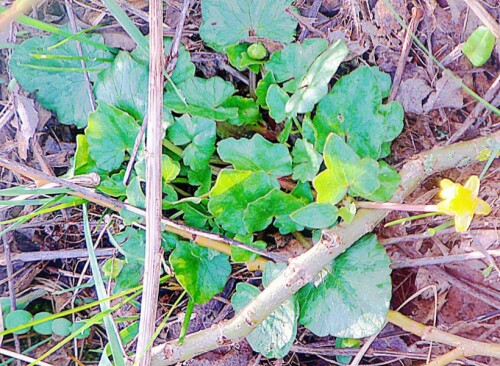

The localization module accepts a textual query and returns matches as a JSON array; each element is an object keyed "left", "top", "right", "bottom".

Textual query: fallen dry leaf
[
  {"left": 424, "top": 74, "right": 464, "bottom": 112},
  {"left": 396, "top": 77, "right": 433, "bottom": 114},
  {"left": 14, "top": 94, "right": 39, "bottom": 160}
]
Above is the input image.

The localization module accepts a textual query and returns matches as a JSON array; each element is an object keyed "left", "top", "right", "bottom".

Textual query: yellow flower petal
[
  {"left": 439, "top": 179, "right": 456, "bottom": 199},
  {"left": 476, "top": 199, "right": 492, "bottom": 215},
  {"left": 454, "top": 214, "right": 473, "bottom": 233},
  {"left": 464, "top": 175, "right": 480, "bottom": 196},
  {"left": 437, "top": 176, "right": 491, "bottom": 233}
]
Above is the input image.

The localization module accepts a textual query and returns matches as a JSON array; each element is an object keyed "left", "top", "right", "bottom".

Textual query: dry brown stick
[
  {"left": 387, "top": 310, "right": 500, "bottom": 365},
  {"left": 390, "top": 249, "right": 500, "bottom": 269},
  {"left": 0, "top": 156, "right": 280, "bottom": 265},
  {"left": 447, "top": 74, "right": 500, "bottom": 144},
  {"left": 165, "top": 0, "right": 190, "bottom": 76},
  {"left": 135, "top": 0, "right": 164, "bottom": 362},
  {"left": 291, "top": 344, "right": 428, "bottom": 360},
  {"left": 0, "top": 248, "right": 116, "bottom": 265},
  {"left": 298, "top": 0, "right": 323, "bottom": 42},
  {"left": 460, "top": 0, "right": 500, "bottom": 39},
  {"left": 150, "top": 132, "right": 499, "bottom": 365},
  {"left": 388, "top": 6, "right": 423, "bottom": 101},
  {"left": 379, "top": 228, "right": 492, "bottom": 245},
  {"left": 124, "top": 0, "right": 190, "bottom": 186}
]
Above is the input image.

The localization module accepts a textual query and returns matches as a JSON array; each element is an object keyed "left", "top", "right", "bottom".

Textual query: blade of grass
[
  {"left": 0, "top": 196, "right": 86, "bottom": 230},
  {"left": 0, "top": 186, "right": 71, "bottom": 196},
  {"left": 82, "top": 203, "right": 126, "bottom": 366},
  {"left": 100, "top": 0, "right": 148, "bottom": 53},
  {"left": 28, "top": 292, "right": 138, "bottom": 366},
  {"left": 0, "top": 6, "right": 115, "bottom": 52},
  {"left": 16, "top": 64, "right": 105, "bottom": 72},
  {"left": 0, "top": 281, "right": 149, "bottom": 337},
  {"left": 0, "top": 337, "right": 51, "bottom": 366},
  {"left": 479, "top": 142, "right": 499, "bottom": 180}
]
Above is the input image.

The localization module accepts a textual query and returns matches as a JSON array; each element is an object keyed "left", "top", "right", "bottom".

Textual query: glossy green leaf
[
  {"left": 167, "top": 114, "right": 216, "bottom": 171},
  {"left": 290, "top": 203, "right": 338, "bottom": 229},
  {"left": 314, "top": 66, "right": 404, "bottom": 159},
  {"left": 5, "top": 310, "right": 32, "bottom": 335},
  {"left": 72, "top": 134, "right": 106, "bottom": 176},
  {"left": 116, "top": 227, "right": 146, "bottom": 262},
  {"left": 363, "top": 161, "right": 401, "bottom": 202},
  {"left": 131, "top": 38, "right": 195, "bottom": 84},
  {"left": 170, "top": 241, "right": 231, "bottom": 304},
  {"left": 113, "top": 261, "right": 143, "bottom": 295},
  {"left": 291, "top": 181, "right": 314, "bottom": 204},
  {"left": 72, "top": 321, "right": 91, "bottom": 339},
  {"left": 200, "top": 0, "right": 297, "bottom": 51},
  {"left": 208, "top": 169, "right": 279, "bottom": 234},
  {"left": 462, "top": 26, "right": 496, "bottom": 67},
  {"left": 244, "top": 189, "right": 304, "bottom": 234},
  {"left": 112, "top": 228, "right": 146, "bottom": 294},
  {"left": 217, "top": 134, "right": 292, "bottom": 177},
  {"left": 313, "top": 134, "right": 380, "bottom": 205},
  {"left": 94, "top": 51, "right": 148, "bottom": 121},
  {"left": 97, "top": 171, "right": 126, "bottom": 197},
  {"left": 298, "top": 234, "right": 392, "bottom": 338},
  {"left": 188, "top": 166, "right": 212, "bottom": 196},
  {"left": 102, "top": 258, "right": 124, "bottom": 279},
  {"left": 164, "top": 76, "right": 237, "bottom": 121},
  {"left": 286, "top": 40, "right": 349, "bottom": 115},
  {"left": 266, "top": 84, "right": 289, "bottom": 123},
  {"left": 33, "top": 312, "right": 53, "bottom": 335},
  {"left": 52, "top": 318, "right": 72, "bottom": 337},
  {"left": 9, "top": 32, "right": 112, "bottom": 128},
  {"left": 86, "top": 103, "right": 140, "bottom": 172},
  {"left": 222, "top": 96, "right": 262, "bottom": 126},
  {"left": 292, "top": 139, "right": 322, "bottom": 182},
  {"left": 266, "top": 38, "right": 328, "bottom": 93},
  {"left": 135, "top": 153, "right": 180, "bottom": 183},
  {"left": 255, "top": 71, "right": 277, "bottom": 108},
  {"left": 231, "top": 234, "right": 267, "bottom": 263},
  {"left": 232, "top": 281, "right": 298, "bottom": 359}
]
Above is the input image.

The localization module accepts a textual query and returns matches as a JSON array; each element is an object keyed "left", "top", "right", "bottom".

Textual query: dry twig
[{"left": 135, "top": 0, "right": 164, "bottom": 363}]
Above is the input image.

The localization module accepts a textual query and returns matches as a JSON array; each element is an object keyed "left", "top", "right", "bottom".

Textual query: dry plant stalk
[
  {"left": 135, "top": 0, "right": 164, "bottom": 364},
  {"left": 150, "top": 131, "right": 499, "bottom": 365}
]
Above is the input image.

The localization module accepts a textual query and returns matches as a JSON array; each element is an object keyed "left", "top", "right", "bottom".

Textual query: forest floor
[{"left": 0, "top": 0, "right": 498, "bottom": 365}]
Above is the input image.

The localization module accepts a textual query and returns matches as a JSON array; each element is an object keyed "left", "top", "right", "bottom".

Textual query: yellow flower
[{"left": 437, "top": 176, "right": 491, "bottom": 232}]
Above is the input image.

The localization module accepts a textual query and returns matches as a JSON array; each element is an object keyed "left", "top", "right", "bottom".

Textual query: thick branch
[{"left": 150, "top": 132, "right": 499, "bottom": 365}]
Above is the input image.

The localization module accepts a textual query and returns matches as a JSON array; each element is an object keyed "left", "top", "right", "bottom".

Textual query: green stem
[
  {"left": 384, "top": 212, "right": 440, "bottom": 227},
  {"left": 178, "top": 297, "right": 195, "bottom": 345},
  {"left": 427, "top": 220, "right": 454, "bottom": 236},
  {"left": 163, "top": 140, "right": 184, "bottom": 157}
]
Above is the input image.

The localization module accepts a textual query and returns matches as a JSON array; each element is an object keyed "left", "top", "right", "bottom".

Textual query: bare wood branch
[
  {"left": 0, "top": 157, "right": 273, "bottom": 266},
  {"left": 135, "top": 0, "right": 164, "bottom": 363},
  {"left": 150, "top": 132, "right": 499, "bottom": 365}
]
